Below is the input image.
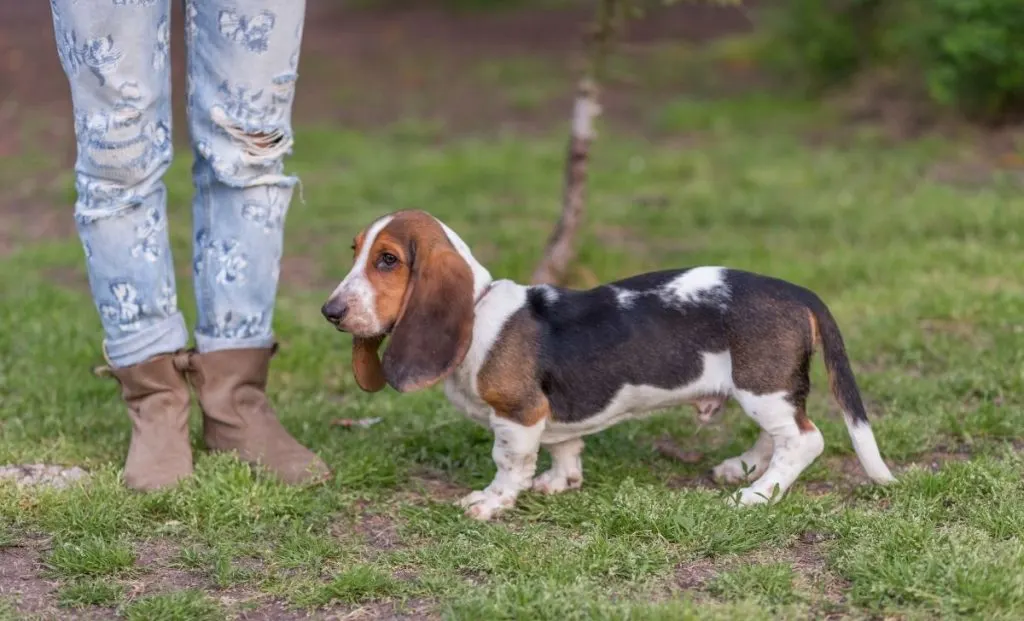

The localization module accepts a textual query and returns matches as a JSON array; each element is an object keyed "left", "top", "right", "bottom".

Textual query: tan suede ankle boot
[
  {"left": 98, "top": 353, "right": 195, "bottom": 491},
  {"left": 181, "top": 345, "right": 330, "bottom": 486}
]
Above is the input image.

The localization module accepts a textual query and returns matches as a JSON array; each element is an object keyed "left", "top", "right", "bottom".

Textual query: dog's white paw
[
  {"left": 727, "top": 485, "right": 779, "bottom": 507},
  {"left": 712, "top": 457, "right": 760, "bottom": 485},
  {"left": 456, "top": 490, "right": 489, "bottom": 509},
  {"left": 531, "top": 469, "right": 583, "bottom": 495},
  {"left": 457, "top": 490, "right": 514, "bottom": 521}
]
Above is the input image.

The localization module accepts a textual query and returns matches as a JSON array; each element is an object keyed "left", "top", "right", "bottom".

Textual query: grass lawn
[{"left": 2, "top": 47, "right": 1024, "bottom": 620}]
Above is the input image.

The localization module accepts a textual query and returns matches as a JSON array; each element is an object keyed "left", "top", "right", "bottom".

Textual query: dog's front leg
[
  {"left": 533, "top": 438, "right": 584, "bottom": 494},
  {"left": 459, "top": 414, "right": 545, "bottom": 521}
]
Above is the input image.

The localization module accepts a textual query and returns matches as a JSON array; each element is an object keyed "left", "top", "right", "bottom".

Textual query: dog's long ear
[
  {"left": 381, "top": 240, "right": 475, "bottom": 393},
  {"left": 352, "top": 335, "right": 386, "bottom": 392}
]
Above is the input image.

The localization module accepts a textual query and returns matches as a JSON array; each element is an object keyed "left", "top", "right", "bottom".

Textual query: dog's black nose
[{"left": 321, "top": 299, "right": 347, "bottom": 323}]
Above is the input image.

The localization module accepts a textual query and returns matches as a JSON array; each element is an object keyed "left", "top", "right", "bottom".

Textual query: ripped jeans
[{"left": 49, "top": 0, "right": 304, "bottom": 368}]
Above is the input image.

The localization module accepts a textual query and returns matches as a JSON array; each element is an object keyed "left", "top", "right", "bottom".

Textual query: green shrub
[
  {"left": 763, "top": 0, "right": 1024, "bottom": 121},
  {"left": 760, "top": 0, "right": 885, "bottom": 90},
  {"left": 897, "top": 0, "right": 1024, "bottom": 120}
]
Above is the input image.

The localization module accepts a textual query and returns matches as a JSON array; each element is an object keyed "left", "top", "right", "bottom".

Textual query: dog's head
[{"left": 322, "top": 210, "right": 482, "bottom": 393}]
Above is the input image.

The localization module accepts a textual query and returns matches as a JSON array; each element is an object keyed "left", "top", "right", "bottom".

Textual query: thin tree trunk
[
  {"left": 531, "top": 77, "right": 601, "bottom": 285},
  {"left": 531, "top": 0, "right": 626, "bottom": 286}
]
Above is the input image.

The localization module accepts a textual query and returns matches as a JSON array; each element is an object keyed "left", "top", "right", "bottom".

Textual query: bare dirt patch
[
  {"left": 128, "top": 539, "right": 206, "bottom": 596},
  {"left": 0, "top": 542, "right": 63, "bottom": 619},
  {"left": 675, "top": 557, "right": 721, "bottom": 591},
  {"left": 902, "top": 448, "right": 973, "bottom": 474},
  {"left": 336, "top": 600, "right": 439, "bottom": 621},
  {"left": 654, "top": 436, "right": 707, "bottom": 465},
  {"left": 332, "top": 503, "right": 406, "bottom": 556},
  {"left": 232, "top": 599, "right": 435, "bottom": 621},
  {"left": 664, "top": 474, "right": 719, "bottom": 492},
  {"left": 671, "top": 535, "right": 850, "bottom": 612},
  {"left": 787, "top": 535, "right": 848, "bottom": 609},
  {"left": 404, "top": 471, "right": 473, "bottom": 504},
  {"left": 233, "top": 601, "right": 317, "bottom": 621},
  {"left": 128, "top": 539, "right": 378, "bottom": 620},
  {"left": 356, "top": 513, "right": 402, "bottom": 553}
]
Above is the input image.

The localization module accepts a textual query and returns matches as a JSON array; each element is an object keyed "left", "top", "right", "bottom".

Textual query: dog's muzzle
[{"left": 321, "top": 299, "right": 348, "bottom": 330}]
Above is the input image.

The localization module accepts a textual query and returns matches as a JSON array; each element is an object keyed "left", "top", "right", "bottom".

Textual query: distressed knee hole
[
  {"left": 250, "top": 132, "right": 285, "bottom": 151},
  {"left": 233, "top": 128, "right": 290, "bottom": 160},
  {"left": 210, "top": 106, "right": 293, "bottom": 167}
]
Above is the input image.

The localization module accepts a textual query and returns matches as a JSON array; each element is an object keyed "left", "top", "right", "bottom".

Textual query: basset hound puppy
[{"left": 321, "top": 210, "right": 895, "bottom": 520}]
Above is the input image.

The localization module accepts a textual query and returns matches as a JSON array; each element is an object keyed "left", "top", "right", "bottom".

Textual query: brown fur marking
[
  {"left": 728, "top": 294, "right": 822, "bottom": 436},
  {"left": 807, "top": 308, "right": 820, "bottom": 349},
  {"left": 794, "top": 405, "right": 817, "bottom": 433},
  {"left": 364, "top": 229, "right": 413, "bottom": 328},
  {"left": 348, "top": 210, "right": 476, "bottom": 393},
  {"left": 477, "top": 308, "right": 550, "bottom": 426},
  {"left": 800, "top": 307, "right": 826, "bottom": 432},
  {"left": 352, "top": 335, "right": 387, "bottom": 392},
  {"left": 729, "top": 295, "right": 811, "bottom": 395}
]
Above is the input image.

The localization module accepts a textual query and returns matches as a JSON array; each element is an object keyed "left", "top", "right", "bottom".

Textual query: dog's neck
[
  {"left": 475, "top": 279, "right": 498, "bottom": 306},
  {"left": 437, "top": 221, "right": 496, "bottom": 303},
  {"left": 463, "top": 254, "right": 494, "bottom": 307},
  {"left": 470, "top": 263, "right": 494, "bottom": 306}
]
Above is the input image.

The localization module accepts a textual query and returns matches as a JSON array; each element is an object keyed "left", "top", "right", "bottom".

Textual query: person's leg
[
  {"left": 49, "top": 0, "right": 192, "bottom": 490},
  {"left": 187, "top": 0, "right": 300, "bottom": 347},
  {"left": 182, "top": 0, "right": 328, "bottom": 485}
]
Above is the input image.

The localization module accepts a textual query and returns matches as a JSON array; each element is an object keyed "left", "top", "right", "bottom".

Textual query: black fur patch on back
[{"left": 526, "top": 268, "right": 730, "bottom": 423}]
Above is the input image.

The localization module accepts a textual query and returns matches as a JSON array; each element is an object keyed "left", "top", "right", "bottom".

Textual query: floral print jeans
[{"left": 49, "top": 0, "right": 305, "bottom": 368}]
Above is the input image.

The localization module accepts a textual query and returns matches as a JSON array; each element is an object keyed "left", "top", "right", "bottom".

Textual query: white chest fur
[{"left": 443, "top": 280, "right": 528, "bottom": 427}]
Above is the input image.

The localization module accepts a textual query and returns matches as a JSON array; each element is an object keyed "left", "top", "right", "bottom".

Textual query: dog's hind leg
[
  {"left": 711, "top": 430, "right": 773, "bottom": 484},
  {"left": 729, "top": 390, "right": 824, "bottom": 506},
  {"left": 532, "top": 437, "right": 584, "bottom": 495}
]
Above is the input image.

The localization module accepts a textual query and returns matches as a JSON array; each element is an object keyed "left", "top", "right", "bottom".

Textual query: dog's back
[
  {"left": 526, "top": 267, "right": 821, "bottom": 424},
  {"left": 522, "top": 266, "right": 892, "bottom": 491}
]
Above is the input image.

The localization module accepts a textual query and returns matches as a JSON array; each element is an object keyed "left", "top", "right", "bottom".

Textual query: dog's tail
[{"left": 809, "top": 300, "right": 895, "bottom": 484}]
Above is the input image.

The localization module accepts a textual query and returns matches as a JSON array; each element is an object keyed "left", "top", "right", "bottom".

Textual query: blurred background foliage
[{"left": 358, "top": 0, "right": 1024, "bottom": 124}]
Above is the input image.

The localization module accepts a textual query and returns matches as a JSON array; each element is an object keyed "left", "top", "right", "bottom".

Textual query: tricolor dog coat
[{"left": 321, "top": 210, "right": 894, "bottom": 520}]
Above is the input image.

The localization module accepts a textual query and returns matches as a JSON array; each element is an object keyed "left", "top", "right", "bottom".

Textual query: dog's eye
[{"left": 377, "top": 252, "right": 399, "bottom": 269}]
